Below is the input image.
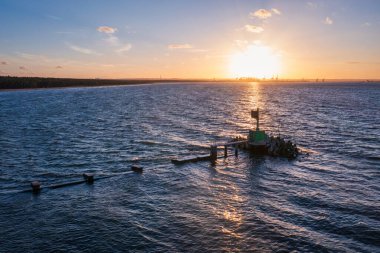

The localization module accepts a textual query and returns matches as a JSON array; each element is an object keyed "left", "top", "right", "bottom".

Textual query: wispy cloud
[
  {"left": 346, "top": 61, "right": 380, "bottom": 65},
  {"left": 97, "top": 26, "right": 123, "bottom": 47},
  {"left": 250, "top": 9, "right": 272, "bottom": 19},
  {"left": 168, "top": 44, "right": 193, "bottom": 50},
  {"left": 1, "top": 61, "right": 7, "bottom": 65},
  {"left": 362, "top": 22, "right": 371, "bottom": 27},
  {"left": 115, "top": 43, "right": 132, "bottom": 54},
  {"left": 244, "top": 25, "right": 264, "bottom": 33},
  {"left": 101, "top": 64, "right": 115, "bottom": 68},
  {"left": 16, "top": 52, "right": 68, "bottom": 64},
  {"left": 235, "top": 40, "right": 249, "bottom": 47},
  {"left": 19, "top": 66, "right": 27, "bottom": 70},
  {"left": 307, "top": 2, "right": 317, "bottom": 9},
  {"left": 272, "top": 8, "right": 281, "bottom": 15},
  {"left": 17, "top": 52, "right": 42, "bottom": 60},
  {"left": 189, "top": 49, "right": 208, "bottom": 53},
  {"left": 68, "top": 44, "right": 100, "bottom": 55},
  {"left": 323, "top": 17, "right": 333, "bottom": 25},
  {"left": 104, "top": 35, "right": 120, "bottom": 46},
  {"left": 97, "top": 26, "right": 117, "bottom": 34},
  {"left": 56, "top": 65, "right": 63, "bottom": 69},
  {"left": 55, "top": 31, "right": 74, "bottom": 34},
  {"left": 46, "top": 15, "right": 61, "bottom": 21}
]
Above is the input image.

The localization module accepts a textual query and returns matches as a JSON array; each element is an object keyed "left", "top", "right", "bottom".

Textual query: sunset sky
[{"left": 0, "top": 0, "right": 379, "bottom": 79}]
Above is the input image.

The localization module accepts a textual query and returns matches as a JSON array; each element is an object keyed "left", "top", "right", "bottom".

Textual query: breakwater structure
[
  {"left": 24, "top": 109, "right": 298, "bottom": 193},
  {"left": 172, "top": 108, "right": 299, "bottom": 164}
]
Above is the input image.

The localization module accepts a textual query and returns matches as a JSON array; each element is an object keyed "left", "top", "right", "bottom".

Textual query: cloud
[
  {"left": 189, "top": 49, "right": 208, "bottom": 53},
  {"left": 272, "top": 8, "right": 281, "bottom": 15},
  {"left": 19, "top": 66, "right": 27, "bottom": 70},
  {"left": 68, "top": 44, "right": 100, "bottom": 55},
  {"left": 97, "top": 26, "right": 117, "bottom": 34},
  {"left": 251, "top": 9, "right": 272, "bottom": 19},
  {"left": 55, "top": 31, "right": 74, "bottom": 34},
  {"left": 362, "top": 22, "right": 371, "bottom": 27},
  {"left": 104, "top": 35, "right": 120, "bottom": 46},
  {"left": 101, "top": 64, "right": 115, "bottom": 68},
  {"left": 307, "top": 2, "right": 317, "bottom": 9},
  {"left": 115, "top": 43, "right": 132, "bottom": 53},
  {"left": 168, "top": 44, "right": 193, "bottom": 49},
  {"left": 16, "top": 52, "right": 67, "bottom": 64},
  {"left": 56, "top": 65, "right": 63, "bottom": 69},
  {"left": 235, "top": 40, "right": 249, "bottom": 47},
  {"left": 347, "top": 61, "right": 360, "bottom": 64},
  {"left": 17, "top": 52, "right": 41, "bottom": 60},
  {"left": 1, "top": 61, "right": 7, "bottom": 65},
  {"left": 46, "top": 15, "right": 61, "bottom": 21},
  {"left": 97, "top": 26, "right": 122, "bottom": 47},
  {"left": 323, "top": 17, "right": 333, "bottom": 25},
  {"left": 244, "top": 25, "right": 264, "bottom": 33}
]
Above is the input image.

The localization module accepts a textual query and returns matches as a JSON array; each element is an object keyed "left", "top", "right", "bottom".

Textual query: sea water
[{"left": 0, "top": 82, "right": 379, "bottom": 252}]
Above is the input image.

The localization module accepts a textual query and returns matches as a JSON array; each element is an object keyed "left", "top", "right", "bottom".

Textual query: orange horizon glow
[{"left": 1, "top": 2, "right": 379, "bottom": 80}]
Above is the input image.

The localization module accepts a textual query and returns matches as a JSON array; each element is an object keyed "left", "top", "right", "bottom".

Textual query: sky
[{"left": 0, "top": 0, "right": 379, "bottom": 79}]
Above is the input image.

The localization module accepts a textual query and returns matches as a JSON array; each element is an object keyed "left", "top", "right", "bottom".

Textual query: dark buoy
[
  {"left": 131, "top": 165, "right": 143, "bottom": 173},
  {"left": 83, "top": 173, "right": 94, "bottom": 184},
  {"left": 31, "top": 181, "right": 41, "bottom": 193}
]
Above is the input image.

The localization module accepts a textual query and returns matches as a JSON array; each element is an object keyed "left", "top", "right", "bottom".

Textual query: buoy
[
  {"left": 31, "top": 181, "right": 41, "bottom": 193},
  {"left": 83, "top": 173, "right": 94, "bottom": 184},
  {"left": 131, "top": 165, "right": 143, "bottom": 173}
]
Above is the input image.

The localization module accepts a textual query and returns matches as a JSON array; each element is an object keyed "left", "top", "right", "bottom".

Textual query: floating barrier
[
  {"left": 131, "top": 165, "right": 143, "bottom": 173},
  {"left": 22, "top": 169, "right": 140, "bottom": 194},
  {"left": 83, "top": 173, "right": 94, "bottom": 183},
  {"left": 31, "top": 181, "right": 41, "bottom": 193}
]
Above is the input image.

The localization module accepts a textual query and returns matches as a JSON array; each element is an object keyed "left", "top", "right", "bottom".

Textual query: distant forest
[{"left": 0, "top": 76, "right": 177, "bottom": 90}]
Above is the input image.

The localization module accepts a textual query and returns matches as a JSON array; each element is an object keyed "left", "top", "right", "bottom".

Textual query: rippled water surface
[{"left": 0, "top": 82, "right": 379, "bottom": 252}]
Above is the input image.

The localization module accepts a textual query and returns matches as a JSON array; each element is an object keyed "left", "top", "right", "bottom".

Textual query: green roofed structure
[{"left": 248, "top": 108, "right": 269, "bottom": 153}]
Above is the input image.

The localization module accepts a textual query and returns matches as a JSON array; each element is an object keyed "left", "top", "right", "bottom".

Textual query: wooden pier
[{"left": 171, "top": 140, "right": 247, "bottom": 164}]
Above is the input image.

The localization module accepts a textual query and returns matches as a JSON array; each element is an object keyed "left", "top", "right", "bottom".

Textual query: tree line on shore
[{"left": 0, "top": 76, "right": 168, "bottom": 90}]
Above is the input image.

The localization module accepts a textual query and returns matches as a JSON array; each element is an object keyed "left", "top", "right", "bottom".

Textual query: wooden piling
[
  {"left": 210, "top": 145, "right": 218, "bottom": 161},
  {"left": 224, "top": 145, "right": 228, "bottom": 157}
]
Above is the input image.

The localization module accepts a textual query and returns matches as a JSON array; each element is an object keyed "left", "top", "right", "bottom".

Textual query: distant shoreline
[{"left": 0, "top": 76, "right": 378, "bottom": 91}]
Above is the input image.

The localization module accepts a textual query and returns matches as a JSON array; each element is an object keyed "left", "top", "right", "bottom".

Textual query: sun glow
[{"left": 229, "top": 44, "right": 281, "bottom": 79}]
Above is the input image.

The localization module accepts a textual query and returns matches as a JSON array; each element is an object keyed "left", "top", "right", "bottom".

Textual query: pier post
[
  {"left": 235, "top": 145, "right": 238, "bottom": 157},
  {"left": 224, "top": 145, "right": 227, "bottom": 157},
  {"left": 210, "top": 145, "right": 218, "bottom": 161}
]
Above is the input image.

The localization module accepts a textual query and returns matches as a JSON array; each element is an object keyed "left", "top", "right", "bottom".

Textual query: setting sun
[{"left": 229, "top": 44, "right": 281, "bottom": 79}]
